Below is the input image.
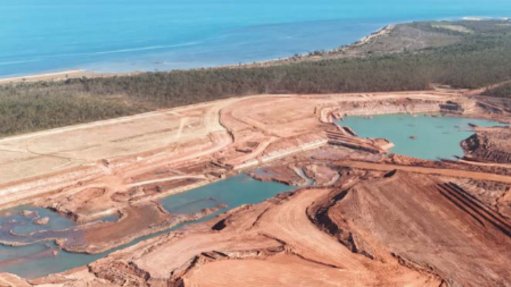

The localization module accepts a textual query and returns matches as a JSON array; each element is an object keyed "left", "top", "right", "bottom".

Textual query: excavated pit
[{"left": 0, "top": 90, "right": 510, "bottom": 285}]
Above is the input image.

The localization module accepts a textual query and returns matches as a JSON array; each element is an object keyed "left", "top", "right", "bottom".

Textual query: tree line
[{"left": 1, "top": 21, "right": 511, "bottom": 136}]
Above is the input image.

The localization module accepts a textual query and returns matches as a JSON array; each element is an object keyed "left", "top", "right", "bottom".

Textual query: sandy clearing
[
  {"left": 0, "top": 89, "right": 484, "bottom": 222},
  {"left": 0, "top": 91, "right": 454, "bottom": 187},
  {"left": 0, "top": 70, "right": 89, "bottom": 84}
]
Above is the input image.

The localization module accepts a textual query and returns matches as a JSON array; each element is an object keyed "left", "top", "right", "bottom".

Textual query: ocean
[{"left": 1, "top": 0, "right": 511, "bottom": 77}]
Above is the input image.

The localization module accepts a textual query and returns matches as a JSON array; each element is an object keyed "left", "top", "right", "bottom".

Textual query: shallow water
[
  {"left": 340, "top": 114, "right": 505, "bottom": 160},
  {"left": 161, "top": 174, "right": 291, "bottom": 214},
  {"left": 2, "top": 0, "right": 511, "bottom": 77},
  {"left": 0, "top": 175, "right": 292, "bottom": 278},
  {"left": 0, "top": 206, "right": 75, "bottom": 237}
]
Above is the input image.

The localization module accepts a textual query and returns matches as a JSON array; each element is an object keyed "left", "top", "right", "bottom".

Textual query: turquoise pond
[
  {"left": 340, "top": 114, "right": 505, "bottom": 160},
  {"left": 0, "top": 115, "right": 507, "bottom": 278},
  {"left": 0, "top": 175, "right": 292, "bottom": 278},
  {"left": 2, "top": 0, "right": 511, "bottom": 77}
]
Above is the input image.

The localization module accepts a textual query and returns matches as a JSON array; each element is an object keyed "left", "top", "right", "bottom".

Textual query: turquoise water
[
  {"left": 0, "top": 206, "right": 75, "bottom": 236},
  {"left": 340, "top": 114, "right": 505, "bottom": 160},
  {"left": 161, "top": 174, "right": 291, "bottom": 214},
  {"left": 2, "top": 0, "right": 511, "bottom": 77},
  {"left": 0, "top": 175, "right": 292, "bottom": 278}
]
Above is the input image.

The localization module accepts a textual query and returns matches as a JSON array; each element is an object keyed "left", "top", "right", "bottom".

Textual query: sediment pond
[
  {"left": 340, "top": 114, "right": 505, "bottom": 160},
  {"left": 0, "top": 175, "right": 292, "bottom": 278},
  {"left": 1, "top": 114, "right": 504, "bottom": 279}
]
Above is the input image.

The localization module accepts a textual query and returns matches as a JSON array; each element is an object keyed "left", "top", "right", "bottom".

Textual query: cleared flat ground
[
  {"left": 0, "top": 99, "right": 230, "bottom": 185},
  {"left": 2, "top": 90, "right": 488, "bottom": 219},
  {"left": 1, "top": 89, "right": 511, "bottom": 286},
  {"left": 0, "top": 91, "right": 456, "bottom": 187}
]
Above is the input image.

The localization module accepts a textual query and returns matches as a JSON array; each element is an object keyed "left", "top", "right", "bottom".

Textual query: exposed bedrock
[{"left": 319, "top": 97, "right": 463, "bottom": 123}]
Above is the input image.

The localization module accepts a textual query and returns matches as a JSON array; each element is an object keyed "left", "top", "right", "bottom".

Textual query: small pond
[
  {"left": 0, "top": 175, "right": 292, "bottom": 278},
  {"left": 340, "top": 114, "right": 505, "bottom": 160}
]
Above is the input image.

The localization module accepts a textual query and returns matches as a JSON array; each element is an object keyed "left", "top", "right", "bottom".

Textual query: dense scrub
[
  {"left": 1, "top": 20, "right": 511, "bottom": 137},
  {"left": 483, "top": 83, "right": 511, "bottom": 98},
  {"left": 0, "top": 84, "right": 150, "bottom": 135}
]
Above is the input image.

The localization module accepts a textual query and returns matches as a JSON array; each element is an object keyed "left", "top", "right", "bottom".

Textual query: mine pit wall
[
  {"left": 320, "top": 99, "right": 454, "bottom": 154},
  {"left": 344, "top": 102, "right": 442, "bottom": 117},
  {"left": 0, "top": 96, "right": 469, "bottom": 211},
  {"left": 328, "top": 141, "right": 381, "bottom": 154},
  {"left": 319, "top": 99, "right": 463, "bottom": 123}
]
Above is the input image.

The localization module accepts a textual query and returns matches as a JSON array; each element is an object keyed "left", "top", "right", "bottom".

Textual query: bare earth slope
[
  {"left": 463, "top": 126, "right": 511, "bottom": 164},
  {"left": 21, "top": 171, "right": 511, "bottom": 286},
  {"left": 28, "top": 179, "right": 442, "bottom": 287},
  {"left": 0, "top": 87, "right": 510, "bottom": 286},
  {"left": 325, "top": 172, "right": 511, "bottom": 286}
]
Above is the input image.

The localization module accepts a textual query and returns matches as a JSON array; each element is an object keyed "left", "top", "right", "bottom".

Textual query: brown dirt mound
[
  {"left": 463, "top": 126, "right": 511, "bottom": 164},
  {"left": 321, "top": 171, "right": 511, "bottom": 286}
]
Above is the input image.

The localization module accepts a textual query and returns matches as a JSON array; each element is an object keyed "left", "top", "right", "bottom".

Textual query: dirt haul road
[
  {"left": 337, "top": 160, "right": 511, "bottom": 184},
  {"left": 0, "top": 90, "right": 465, "bottom": 212},
  {"left": 0, "top": 88, "right": 510, "bottom": 286},
  {"left": 24, "top": 179, "right": 443, "bottom": 286},
  {"left": 14, "top": 170, "right": 511, "bottom": 286}
]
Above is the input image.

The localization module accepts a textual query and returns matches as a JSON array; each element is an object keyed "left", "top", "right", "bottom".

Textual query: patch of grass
[{"left": 483, "top": 83, "right": 511, "bottom": 98}]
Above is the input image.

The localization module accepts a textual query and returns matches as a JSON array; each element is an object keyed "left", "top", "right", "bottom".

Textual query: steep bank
[
  {"left": 0, "top": 88, "right": 510, "bottom": 284},
  {"left": 11, "top": 169, "right": 510, "bottom": 286},
  {"left": 462, "top": 126, "right": 511, "bottom": 164}
]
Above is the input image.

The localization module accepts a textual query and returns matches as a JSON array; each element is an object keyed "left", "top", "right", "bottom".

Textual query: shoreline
[
  {"left": 0, "top": 70, "right": 90, "bottom": 84},
  {"left": 2, "top": 16, "right": 508, "bottom": 85},
  {"left": 0, "top": 24, "right": 396, "bottom": 85},
  {"left": 0, "top": 16, "right": 511, "bottom": 285},
  {"left": 0, "top": 70, "right": 143, "bottom": 85}
]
